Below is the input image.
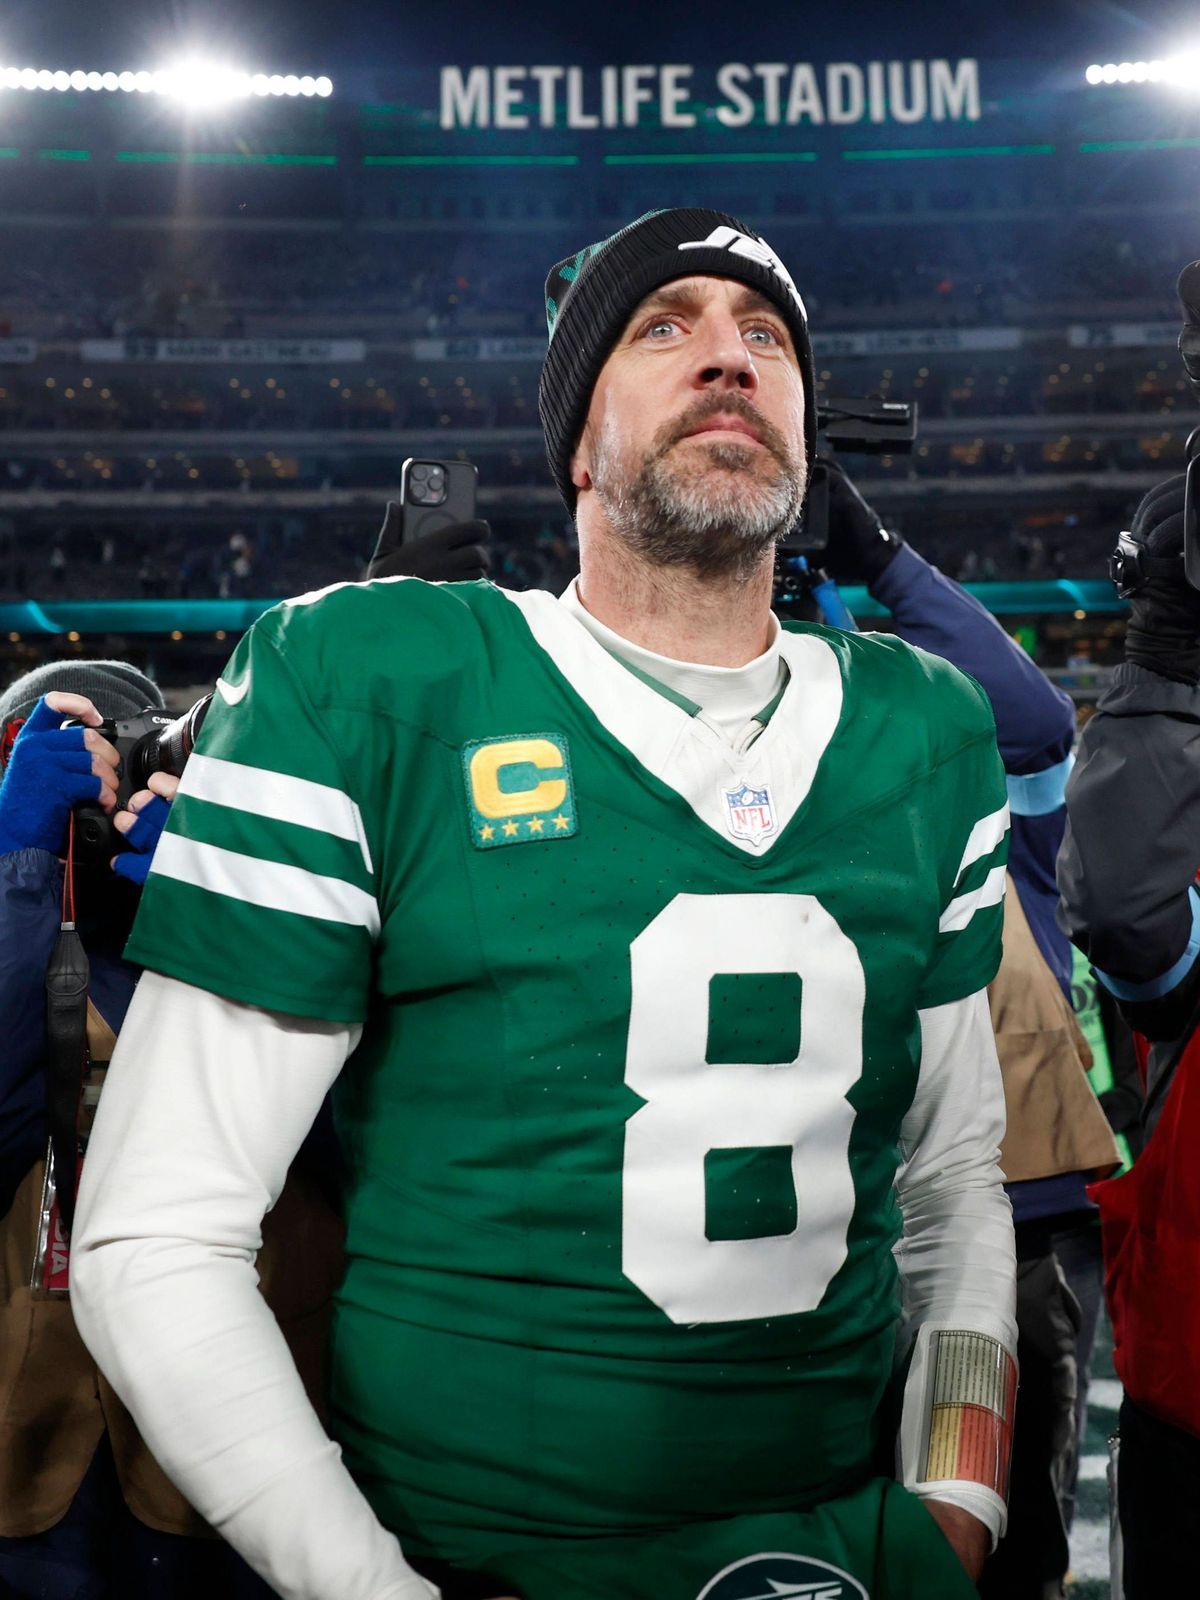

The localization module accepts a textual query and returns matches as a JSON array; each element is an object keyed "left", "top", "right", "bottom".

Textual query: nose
[{"left": 693, "top": 309, "right": 759, "bottom": 396}]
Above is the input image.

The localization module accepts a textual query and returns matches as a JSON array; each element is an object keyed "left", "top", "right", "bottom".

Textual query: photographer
[
  {"left": 1057, "top": 265, "right": 1200, "bottom": 1597},
  {"left": 821, "top": 463, "right": 1119, "bottom": 1600},
  {"left": 0, "top": 660, "right": 324, "bottom": 1599}
]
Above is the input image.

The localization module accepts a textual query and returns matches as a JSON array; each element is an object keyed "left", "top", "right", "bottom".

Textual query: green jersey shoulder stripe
[
  {"left": 149, "top": 832, "right": 380, "bottom": 934},
  {"left": 938, "top": 863, "right": 1007, "bottom": 935},
  {"left": 952, "top": 803, "right": 1010, "bottom": 888},
  {"left": 182, "top": 751, "right": 374, "bottom": 874}
]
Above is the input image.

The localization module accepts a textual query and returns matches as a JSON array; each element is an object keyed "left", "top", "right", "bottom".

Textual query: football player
[{"left": 70, "top": 209, "right": 1017, "bottom": 1600}]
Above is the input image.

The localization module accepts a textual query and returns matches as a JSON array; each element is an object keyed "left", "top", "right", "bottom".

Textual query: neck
[{"left": 575, "top": 522, "right": 776, "bottom": 668}]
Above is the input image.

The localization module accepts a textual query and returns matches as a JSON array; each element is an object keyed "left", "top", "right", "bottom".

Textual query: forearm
[
  {"left": 895, "top": 994, "right": 1016, "bottom": 1345},
  {"left": 894, "top": 991, "right": 1017, "bottom": 1545},
  {"left": 71, "top": 972, "right": 433, "bottom": 1600},
  {"left": 872, "top": 546, "right": 1074, "bottom": 772},
  {"left": 0, "top": 846, "right": 61, "bottom": 1066},
  {"left": 0, "top": 849, "right": 63, "bottom": 1189}
]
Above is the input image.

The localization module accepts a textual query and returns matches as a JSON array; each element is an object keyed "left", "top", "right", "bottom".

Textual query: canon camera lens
[{"left": 126, "top": 693, "right": 212, "bottom": 790}]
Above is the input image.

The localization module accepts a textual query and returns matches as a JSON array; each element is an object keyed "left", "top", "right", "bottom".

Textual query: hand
[
  {"left": 1116, "top": 474, "right": 1200, "bottom": 683},
  {"left": 111, "top": 771, "right": 179, "bottom": 884},
  {"left": 820, "top": 458, "right": 904, "bottom": 587},
  {"left": 922, "top": 1499, "right": 990, "bottom": 1583},
  {"left": 0, "top": 692, "right": 121, "bottom": 856},
  {"left": 367, "top": 508, "right": 492, "bottom": 582}
]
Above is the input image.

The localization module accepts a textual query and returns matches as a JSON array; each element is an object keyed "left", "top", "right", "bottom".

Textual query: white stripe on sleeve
[
  {"left": 953, "top": 804, "right": 1010, "bottom": 886},
  {"left": 180, "top": 752, "right": 373, "bottom": 874},
  {"left": 149, "top": 832, "right": 380, "bottom": 936},
  {"left": 938, "top": 862, "right": 1007, "bottom": 935}
]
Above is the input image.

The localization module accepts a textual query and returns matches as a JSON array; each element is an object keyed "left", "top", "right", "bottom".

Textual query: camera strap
[
  {"left": 43, "top": 819, "right": 90, "bottom": 1239},
  {"left": 44, "top": 920, "right": 89, "bottom": 1238}
]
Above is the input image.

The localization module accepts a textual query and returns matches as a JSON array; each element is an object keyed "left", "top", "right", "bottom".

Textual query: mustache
[{"left": 653, "top": 392, "right": 795, "bottom": 471}]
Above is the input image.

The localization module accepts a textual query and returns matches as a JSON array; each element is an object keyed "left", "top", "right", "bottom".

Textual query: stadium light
[
  {"left": 1085, "top": 55, "right": 1200, "bottom": 90},
  {"left": 0, "top": 61, "right": 333, "bottom": 98}
]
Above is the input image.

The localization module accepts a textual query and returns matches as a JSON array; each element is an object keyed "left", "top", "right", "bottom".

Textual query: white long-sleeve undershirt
[
  {"left": 70, "top": 975, "right": 436, "bottom": 1600},
  {"left": 70, "top": 970, "right": 1015, "bottom": 1598},
  {"left": 896, "top": 990, "right": 1017, "bottom": 1542}
]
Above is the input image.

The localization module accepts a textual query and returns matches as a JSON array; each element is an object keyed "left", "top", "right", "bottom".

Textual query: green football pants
[{"left": 418, "top": 1477, "right": 979, "bottom": 1600}]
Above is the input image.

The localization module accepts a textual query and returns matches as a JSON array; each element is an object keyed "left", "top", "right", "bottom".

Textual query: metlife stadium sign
[{"left": 439, "top": 60, "right": 982, "bottom": 130}]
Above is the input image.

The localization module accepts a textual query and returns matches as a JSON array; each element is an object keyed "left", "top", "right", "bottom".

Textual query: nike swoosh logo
[{"left": 216, "top": 673, "right": 250, "bottom": 706}]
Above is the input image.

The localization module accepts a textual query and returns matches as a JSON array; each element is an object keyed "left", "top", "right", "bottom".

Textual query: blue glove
[
  {"left": 111, "top": 794, "right": 172, "bottom": 885},
  {"left": 0, "top": 697, "right": 102, "bottom": 856}
]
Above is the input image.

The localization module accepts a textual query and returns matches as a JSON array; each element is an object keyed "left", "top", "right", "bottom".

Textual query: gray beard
[{"left": 591, "top": 434, "right": 805, "bottom": 582}]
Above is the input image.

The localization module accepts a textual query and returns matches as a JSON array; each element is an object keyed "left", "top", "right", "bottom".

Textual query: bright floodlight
[
  {"left": 159, "top": 61, "right": 253, "bottom": 106},
  {"left": 1085, "top": 53, "right": 1200, "bottom": 90},
  {"left": 0, "top": 60, "right": 334, "bottom": 98}
]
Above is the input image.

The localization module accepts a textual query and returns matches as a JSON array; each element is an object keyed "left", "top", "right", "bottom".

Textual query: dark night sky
[{"left": 7, "top": 1, "right": 1200, "bottom": 74}]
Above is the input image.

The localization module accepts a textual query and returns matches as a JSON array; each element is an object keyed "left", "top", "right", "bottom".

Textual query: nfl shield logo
[{"left": 722, "top": 780, "right": 777, "bottom": 848}]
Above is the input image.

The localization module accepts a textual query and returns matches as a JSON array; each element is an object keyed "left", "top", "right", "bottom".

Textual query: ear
[{"left": 570, "top": 439, "right": 592, "bottom": 492}]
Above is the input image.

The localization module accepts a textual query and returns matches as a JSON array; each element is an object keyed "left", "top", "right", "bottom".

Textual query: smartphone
[{"left": 369, "top": 458, "right": 478, "bottom": 571}]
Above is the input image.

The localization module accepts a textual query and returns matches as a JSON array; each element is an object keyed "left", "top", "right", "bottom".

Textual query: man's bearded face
[
  {"left": 575, "top": 276, "right": 808, "bottom": 580},
  {"left": 587, "top": 389, "right": 807, "bottom": 580}
]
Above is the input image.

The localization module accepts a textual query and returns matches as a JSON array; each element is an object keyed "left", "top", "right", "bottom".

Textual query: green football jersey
[{"left": 126, "top": 578, "right": 1008, "bottom": 1567}]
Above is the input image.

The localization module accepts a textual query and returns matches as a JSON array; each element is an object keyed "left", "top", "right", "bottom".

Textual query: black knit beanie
[
  {"left": 0, "top": 658, "right": 164, "bottom": 734},
  {"left": 538, "top": 207, "right": 817, "bottom": 512}
]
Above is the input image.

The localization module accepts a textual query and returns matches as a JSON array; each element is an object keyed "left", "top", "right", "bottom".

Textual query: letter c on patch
[{"left": 469, "top": 738, "right": 567, "bottom": 819}]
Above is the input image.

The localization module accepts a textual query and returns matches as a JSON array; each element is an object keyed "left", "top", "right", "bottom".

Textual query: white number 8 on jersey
[{"left": 623, "top": 893, "right": 866, "bottom": 1325}]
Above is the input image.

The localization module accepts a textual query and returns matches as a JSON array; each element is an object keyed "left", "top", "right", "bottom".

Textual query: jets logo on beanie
[{"left": 538, "top": 208, "right": 817, "bottom": 511}]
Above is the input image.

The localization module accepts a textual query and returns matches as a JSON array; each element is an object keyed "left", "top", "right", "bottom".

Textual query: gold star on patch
[
  {"left": 553, "top": 813, "right": 571, "bottom": 832},
  {"left": 526, "top": 816, "right": 545, "bottom": 834},
  {"left": 479, "top": 824, "right": 495, "bottom": 842},
  {"left": 502, "top": 819, "right": 520, "bottom": 837}
]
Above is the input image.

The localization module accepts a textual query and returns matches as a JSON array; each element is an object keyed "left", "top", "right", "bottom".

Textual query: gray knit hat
[
  {"left": 538, "top": 207, "right": 817, "bottom": 511},
  {"left": 0, "top": 658, "right": 163, "bottom": 736}
]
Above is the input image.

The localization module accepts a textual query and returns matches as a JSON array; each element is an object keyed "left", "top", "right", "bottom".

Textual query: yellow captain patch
[{"left": 463, "top": 733, "right": 577, "bottom": 850}]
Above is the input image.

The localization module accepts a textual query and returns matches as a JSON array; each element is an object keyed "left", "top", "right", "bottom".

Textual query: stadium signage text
[
  {"left": 815, "top": 327, "right": 1022, "bottom": 356},
  {"left": 1067, "top": 323, "right": 1178, "bottom": 350},
  {"left": 440, "top": 60, "right": 981, "bottom": 130},
  {"left": 79, "top": 338, "right": 367, "bottom": 364}
]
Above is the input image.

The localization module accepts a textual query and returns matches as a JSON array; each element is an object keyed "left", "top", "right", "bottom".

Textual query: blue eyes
[{"left": 643, "top": 319, "right": 781, "bottom": 347}]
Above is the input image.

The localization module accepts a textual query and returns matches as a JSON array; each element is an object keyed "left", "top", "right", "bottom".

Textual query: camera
[
  {"left": 67, "top": 694, "right": 212, "bottom": 863},
  {"left": 774, "top": 397, "right": 917, "bottom": 614},
  {"left": 405, "top": 461, "right": 447, "bottom": 504}
]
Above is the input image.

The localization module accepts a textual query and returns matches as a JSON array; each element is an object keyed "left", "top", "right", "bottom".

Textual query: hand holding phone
[{"left": 367, "top": 459, "right": 490, "bottom": 582}]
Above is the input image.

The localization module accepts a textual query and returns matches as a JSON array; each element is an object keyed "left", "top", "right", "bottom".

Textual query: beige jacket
[{"left": 989, "top": 873, "right": 1120, "bottom": 1185}]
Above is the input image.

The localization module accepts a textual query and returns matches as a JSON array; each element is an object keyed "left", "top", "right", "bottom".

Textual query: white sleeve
[
  {"left": 893, "top": 988, "right": 1018, "bottom": 1541},
  {"left": 70, "top": 970, "right": 438, "bottom": 1600}
]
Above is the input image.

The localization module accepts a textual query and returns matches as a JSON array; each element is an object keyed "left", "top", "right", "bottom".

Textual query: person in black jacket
[{"left": 1058, "top": 467, "right": 1200, "bottom": 1598}]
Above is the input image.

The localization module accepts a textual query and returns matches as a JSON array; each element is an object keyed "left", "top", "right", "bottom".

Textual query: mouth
[{"left": 682, "top": 415, "right": 764, "bottom": 446}]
